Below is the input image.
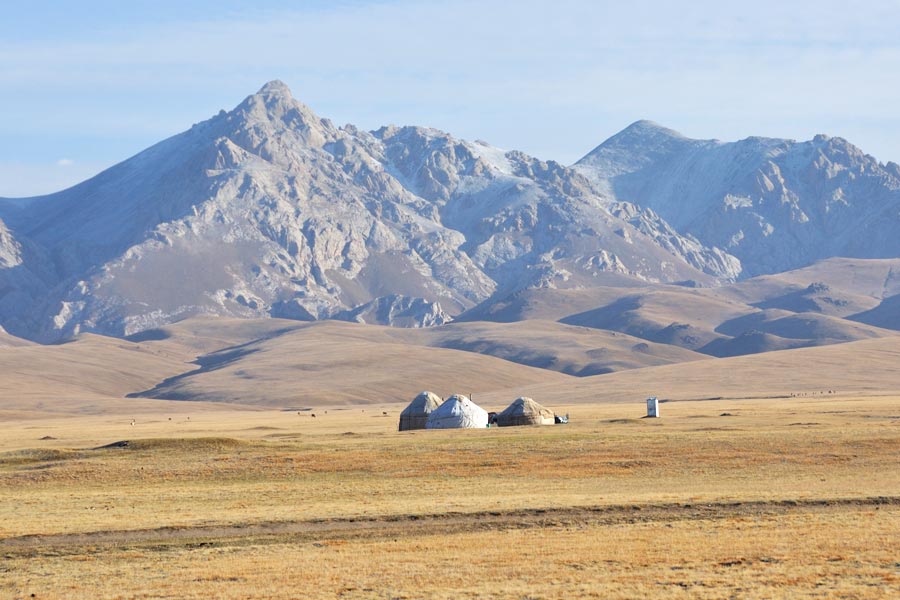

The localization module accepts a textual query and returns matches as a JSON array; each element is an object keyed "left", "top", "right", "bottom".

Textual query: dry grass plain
[{"left": 2, "top": 395, "right": 899, "bottom": 598}]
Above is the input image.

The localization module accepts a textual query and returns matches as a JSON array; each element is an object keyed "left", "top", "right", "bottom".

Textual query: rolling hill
[{"left": 1, "top": 316, "right": 898, "bottom": 414}]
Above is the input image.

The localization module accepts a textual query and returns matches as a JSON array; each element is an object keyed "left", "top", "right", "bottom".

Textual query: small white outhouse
[{"left": 646, "top": 396, "right": 659, "bottom": 418}]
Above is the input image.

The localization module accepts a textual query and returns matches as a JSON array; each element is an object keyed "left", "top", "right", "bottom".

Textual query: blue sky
[{"left": 3, "top": 0, "right": 900, "bottom": 196}]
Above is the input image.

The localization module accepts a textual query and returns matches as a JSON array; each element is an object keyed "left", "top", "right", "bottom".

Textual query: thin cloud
[{"left": 1, "top": 0, "right": 899, "bottom": 197}]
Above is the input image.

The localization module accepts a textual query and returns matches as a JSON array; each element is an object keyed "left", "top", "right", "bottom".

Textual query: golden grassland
[
  {"left": 6, "top": 508, "right": 897, "bottom": 599},
  {"left": 2, "top": 395, "right": 899, "bottom": 598}
]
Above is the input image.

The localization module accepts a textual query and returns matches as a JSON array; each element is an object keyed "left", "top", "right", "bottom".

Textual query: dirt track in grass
[{"left": 4, "top": 496, "right": 897, "bottom": 557}]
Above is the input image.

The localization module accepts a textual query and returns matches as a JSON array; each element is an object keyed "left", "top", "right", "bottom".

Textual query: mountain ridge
[
  {"left": 0, "top": 81, "right": 739, "bottom": 342},
  {"left": 574, "top": 121, "right": 900, "bottom": 277},
  {"left": 1, "top": 82, "right": 898, "bottom": 346}
]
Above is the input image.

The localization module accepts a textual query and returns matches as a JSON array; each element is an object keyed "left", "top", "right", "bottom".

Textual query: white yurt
[
  {"left": 425, "top": 394, "right": 489, "bottom": 429},
  {"left": 496, "top": 397, "right": 555, "bottom": 427},
  {"left": 399, "top": 391, "right": 443, "bottom": 431}
]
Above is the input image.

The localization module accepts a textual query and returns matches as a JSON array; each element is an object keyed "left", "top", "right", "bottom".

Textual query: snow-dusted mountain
[
  {"left": 574, "top": 120, "right": 900, "bottom": 277},
  {"left": 0, "top": 82, "right": 735, "bottom": 341}
]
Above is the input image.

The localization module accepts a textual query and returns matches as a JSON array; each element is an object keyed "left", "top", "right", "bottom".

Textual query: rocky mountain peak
[
  {"left": 592, "top": 120, "right": 690, "bottom": 153},
  {"left": 228, "top": 79, "right": 333, "bottom": 150},
  {"left": 256, "top": 79, "right": 294, "bottom": 97},
  {"left": 618, "top": 119, "right": 685, "bottom": 139},
  {"left": 574, "top": 120, "right": 702, "bottom": 184}
]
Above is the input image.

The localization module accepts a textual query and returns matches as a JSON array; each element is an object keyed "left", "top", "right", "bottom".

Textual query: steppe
[
  {"left": 3, "top": 258, "right": 900, "bottom": 598},
  {"left": 1, "top": 317, "right": 899, "bottom": 598},
  {"left": 3, "top": 72, "right": 900, "bottom": 599}
]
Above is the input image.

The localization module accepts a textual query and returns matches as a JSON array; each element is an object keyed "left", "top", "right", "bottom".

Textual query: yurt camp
[
  {"left": 425, "top": 394, "right": 488, "bottom": 429},
  {"left": 496, "top": 397, "right": 555, "bottom": 427},
  {"left": 399, "top": 391, "right": 442, "bottom": 431}
]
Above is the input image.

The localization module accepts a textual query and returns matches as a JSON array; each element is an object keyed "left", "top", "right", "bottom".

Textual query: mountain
[
  {"left": 0, "top": 210, "right": 54, "bottom": 336},
  {"left": 0, "top": 217, "right": 20, "bottom": 269},
  {"left": 469, "top": 257, "right": 899, "bottom": 360},
  {"left": 0, "top": 82, "right": 737, "bottom": 342},
  {"left": 2, "top": 84, "right": 897, "bottom": 349},
  {"left": 574, "top": 120, "right": 900, "bottom": 277}
]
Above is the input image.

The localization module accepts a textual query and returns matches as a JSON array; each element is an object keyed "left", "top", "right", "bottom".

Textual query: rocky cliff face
[
  {"left": 0, "top": 83, "right": 739, "bottom": 341},
  {"left": 575, "top": 120, "right": 900, "bottom": 277},
  {"left": 0, "top": 210, "right": 54, "bottom": 336},
  {"left": 0, "top": 218, "right": 22, "bottom": 269},
  {"left": 371, "top": 125, "right": 742, "bottom": 289}
]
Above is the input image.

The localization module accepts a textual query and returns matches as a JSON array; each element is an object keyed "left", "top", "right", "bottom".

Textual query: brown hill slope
[
  {"left": 505, "top": 337, "right": 900, "bottom": 407},
  {"left": 395, "top": 320, "right": 706, "bottom": 376},
  {"left": 559, "top": 290, "right": 750, "bottom": 350},
  {"left": 849, "top": 293, "right": 900, "bottom": 331},
  {"left": 125, "top": 317, "right": 309, "bottom": 353},
  {"left": 717, "top": 258, "right": 900, "bottom": 316},
  {"left": 0, "top": 327, "right": 32, "bottom": 348},
  {"left": 457, "top": 283, "right": 649, "bottom": 323},
  {"left": 0, "top": 318, "right": 316, "bottom": 413},
  {"left": 0, "top": 316, "right": 703, "bottom": 411},
  {"left": 4, "top": 309, "right": 900, "bottom": 414},
  {"left": 0, "top": 334, "right": 195, "bottom": 411},
  {"left": 714, "top": 311, "right": 896, "bottom": 343},
  {"left": 699, "top": 331, "right": 809, "bottom": 358},
  {"left": 129, "top": 320, "right": 573, "bottom": 406}
]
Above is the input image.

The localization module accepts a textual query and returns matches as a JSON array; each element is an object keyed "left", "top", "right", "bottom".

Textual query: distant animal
[
  {"left": 382, "top": 411, "right": 388, "bottom": 416},
  {"left": 130, "top": 420, "right": 135, "bottom": 426},
  {"left": 311, "top": 413, "right": 316, "bottom": 418}
]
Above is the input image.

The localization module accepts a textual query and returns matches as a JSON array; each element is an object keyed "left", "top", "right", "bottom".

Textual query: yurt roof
[
  {"left": 431, "top": 394, "right": 478, "bottom": 416},
  {"left": 426, "top": 394, "right": 489, "bottom": 428},
  {"left": 401, "top": 391, "right": 442, "bottom": 416},
  {"left": 498, "top": 397, "right": 554, "bottom": 418}
]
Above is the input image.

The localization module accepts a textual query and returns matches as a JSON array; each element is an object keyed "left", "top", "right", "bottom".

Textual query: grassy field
[{"left": 1, "top": 395, "right": 899, "bottom": 598}]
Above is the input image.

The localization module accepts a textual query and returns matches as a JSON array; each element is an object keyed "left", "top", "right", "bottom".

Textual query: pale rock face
[
  {"left": 0, "top": 219, "right": 22, "bottom": 268},
  {"left": 608, "top": 202, "right": 743, "bottom": 280},
  {"left": 334, "top": 295, "right": 452, "bottom": 328},
  {"left": 0, "top": 212, "right": 55, "bottom": 338},
  {"left": 575, "top": 121, "right": 900, "bottom": 277},
  {"left": 0, "top": 83, "right": 739, "bottom": 341},
  {"left": 372, "top": 126, "right": 739, "bottom": 290}
]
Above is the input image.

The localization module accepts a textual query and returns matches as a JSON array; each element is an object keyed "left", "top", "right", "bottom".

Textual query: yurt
[
  {"left": 399, "top": 391, "right": 442, "bottom": 431},
  {"left": 496, "top": 397, "right": 555, "bottom": 427},
  {"left": 425, "top": 394, "right": 488, "bottom": 429}
]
